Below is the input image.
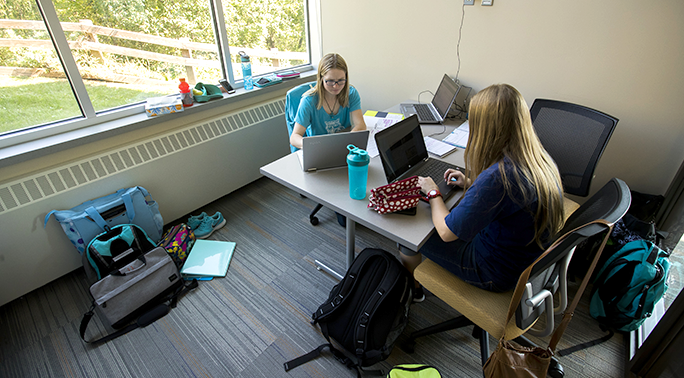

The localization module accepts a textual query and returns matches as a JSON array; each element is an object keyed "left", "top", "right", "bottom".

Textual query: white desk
[{"left": 259, "top": 122, "right": 465, "bottom": 278}]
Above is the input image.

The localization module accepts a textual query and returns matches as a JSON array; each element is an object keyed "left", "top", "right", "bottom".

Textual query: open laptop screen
[
  {"left": 432, "top": 74, "right": 461, "bottom": 119},
  {"left": 375, "top": 116, "right": 427, "bottom": 182}
]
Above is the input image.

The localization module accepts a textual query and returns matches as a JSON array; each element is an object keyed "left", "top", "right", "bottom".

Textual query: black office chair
[
  {"left": 403, "top": 178, "right": 631, "bottom": 378},
  {"left": 530, "top": 99, "right": 619, "bottom": 198}
]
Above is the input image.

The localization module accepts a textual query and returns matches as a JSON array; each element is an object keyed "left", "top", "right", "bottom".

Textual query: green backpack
[
  {"left": 589, "top": 239, "right": 670, "bottom": 332},
  {"left": 387, "top": 364, "right": 441, "bottom": 378}
]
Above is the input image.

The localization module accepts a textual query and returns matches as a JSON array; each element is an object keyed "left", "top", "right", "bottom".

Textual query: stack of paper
[
  {"left": 442, "top": 120, "right": 470, "bottom": 149},
  {"left": 363, "top": 110, "right": 404, "bottom": 158},
  {"left": 180, "top": 239, "right": 236, "bottom": 278},
  {"left": 424, "top": 137, "right": 457, "bottom": 158}
]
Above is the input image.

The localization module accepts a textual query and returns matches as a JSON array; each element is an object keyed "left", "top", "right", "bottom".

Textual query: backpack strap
[{"left": 283, "top": 343, "right": 362, "bottom": 378}]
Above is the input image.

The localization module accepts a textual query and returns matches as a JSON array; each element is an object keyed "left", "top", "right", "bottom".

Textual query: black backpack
[{"left": 284, "top": 248, "right": 413, "bottom": 376}]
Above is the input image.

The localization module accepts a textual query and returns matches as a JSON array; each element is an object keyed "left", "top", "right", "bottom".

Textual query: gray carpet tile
[{"left": 0, "top": 176, "right": 627, "bottom": 377}]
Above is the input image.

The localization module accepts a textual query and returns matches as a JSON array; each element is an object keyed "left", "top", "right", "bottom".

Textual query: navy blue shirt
[{"left": 444, "top": 159, "right": 542, "bottom": 290}]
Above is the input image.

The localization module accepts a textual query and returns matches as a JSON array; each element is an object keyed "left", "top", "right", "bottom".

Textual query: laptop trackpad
[{"left": 420, "top": 180, "right": 456, "bottom": 202}]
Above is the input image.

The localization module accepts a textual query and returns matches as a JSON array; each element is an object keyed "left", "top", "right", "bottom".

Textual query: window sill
[{"left": 0, "top": 71, "right": 315, "bottom": 170}]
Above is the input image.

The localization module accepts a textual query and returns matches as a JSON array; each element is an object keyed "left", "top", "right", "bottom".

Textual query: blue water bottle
[
  {"left": 347, "top": 144, "right": 370, "bottom": 200},
  {"left": 238, "top": 51, "right": 253, "bottom": 90}
]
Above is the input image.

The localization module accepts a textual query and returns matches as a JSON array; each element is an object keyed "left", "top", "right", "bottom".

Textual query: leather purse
[
  {"left": 483, "top": 220, "right": 614, "bottom": 378},
  {"left": 367, "top": 176, "right": 421, "bottom": 214}
]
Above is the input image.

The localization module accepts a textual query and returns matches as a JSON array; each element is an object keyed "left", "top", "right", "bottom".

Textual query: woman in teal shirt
[{"left": 289, "top": 53, "right": 367, "bottom": 149}]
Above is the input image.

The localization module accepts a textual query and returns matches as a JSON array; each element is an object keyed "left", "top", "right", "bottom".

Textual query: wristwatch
[{"left": 426, "top": 189, "right": 442, "bottom": 200}]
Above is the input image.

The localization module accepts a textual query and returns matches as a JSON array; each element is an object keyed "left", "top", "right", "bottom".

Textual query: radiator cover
[{"left": 0, "top": 97, "right": 289, "bottom": 306}]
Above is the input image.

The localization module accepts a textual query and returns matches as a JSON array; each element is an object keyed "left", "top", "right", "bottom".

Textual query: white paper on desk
[
  {"left": 443, "top": 120, "right": 470, "bottom": 149},
  {"left": 363, "top": 116, "right": 402, "bottom": 158},
  {"left": 424, "top": 136, "right": 457, "bottom": 158}
]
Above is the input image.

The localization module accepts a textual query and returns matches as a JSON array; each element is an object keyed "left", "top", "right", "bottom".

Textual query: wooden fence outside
[{"left": 0, "top": 19, "right": 307, "bottom": 85}]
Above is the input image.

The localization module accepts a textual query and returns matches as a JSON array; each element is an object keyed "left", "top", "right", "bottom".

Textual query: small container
[
  {"left": 238, "top": 51, "right": 253, "bottom": 91},
  {"left": 347, "top": 144, "right": 370, "bottom": 200},
  {"left": 179, "top": 78, "right": 193, "bottom": 107}
]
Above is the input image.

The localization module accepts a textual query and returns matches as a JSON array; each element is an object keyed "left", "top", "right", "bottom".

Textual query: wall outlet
[
  {"left": 464, "top": 0, "right": 474, "bottom": 5},
  {"left": 482, "top": 0, "right": 493, "bottom": 5}
]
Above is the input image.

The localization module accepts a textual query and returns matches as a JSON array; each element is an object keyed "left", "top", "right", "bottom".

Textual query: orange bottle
[{"left": 179, "top": 78, "right": 193, "bottom": 107}]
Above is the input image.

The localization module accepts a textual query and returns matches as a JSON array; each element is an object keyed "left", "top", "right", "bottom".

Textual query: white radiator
[{"left": 0, "top": 97, "right": 289, "bottom": 306}]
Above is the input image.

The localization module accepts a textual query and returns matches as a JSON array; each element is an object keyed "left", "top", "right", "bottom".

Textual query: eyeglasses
[{"left": 324, "top": 79, "right": 346, "bottom": 87}]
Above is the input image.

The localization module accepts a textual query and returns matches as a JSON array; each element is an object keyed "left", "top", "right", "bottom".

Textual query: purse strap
[
  {"left": 547, "top": 221, "right": 613, "bottom": 352},
  {"left": 500, "top": 219, "right": 613, "bottom": 353}
]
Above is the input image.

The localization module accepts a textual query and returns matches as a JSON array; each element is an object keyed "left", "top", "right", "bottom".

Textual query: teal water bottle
[
  {"left": 347, "top": 144, "right": 370, "bottom": 200},
  {"left": 238, "top": 51, "right": 253, "bottom": 90}
]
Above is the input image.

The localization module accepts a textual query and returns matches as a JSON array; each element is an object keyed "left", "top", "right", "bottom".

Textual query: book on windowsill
[{"left": 180, "top": 239, "right": 236, "bottom": 277}]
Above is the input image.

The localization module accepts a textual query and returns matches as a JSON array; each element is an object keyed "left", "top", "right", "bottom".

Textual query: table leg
[
  {"left": 314, "top": 259, "right": 343, "bottom": 280},
  {"left": 314, "top": 217, "right": 356, "bottom": 280},
  {"left": 346, "top": 218, "right": 356, "bottom": 269}
]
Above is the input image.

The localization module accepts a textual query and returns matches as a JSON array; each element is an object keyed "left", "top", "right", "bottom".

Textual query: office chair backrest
[
  {"left": 515, "top": 178, "right": 631, "bottom": 331},
  {"left": 285, "top": 81, "right": 316, "bottom": 153},
  {"left": 530, "top": 99, "right": 619, "bottom": 197}
]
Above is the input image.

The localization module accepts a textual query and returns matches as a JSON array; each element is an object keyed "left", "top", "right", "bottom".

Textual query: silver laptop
[
  {"left": 300, "top": 130, "right": 370, "bottom": 172},
  {"left": 375, "top": 115, "right": 464, "bottom": 199},
  {"left": 400, "top": 74, "right": 461, "bottom": 124}
]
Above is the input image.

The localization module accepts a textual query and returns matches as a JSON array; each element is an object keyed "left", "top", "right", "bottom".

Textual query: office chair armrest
[
  {"left": 525, "top": 289, "right": 555, "bottom": 337},
  {"left": 554, "top": 247, "right": 575, "bottom": 314}
]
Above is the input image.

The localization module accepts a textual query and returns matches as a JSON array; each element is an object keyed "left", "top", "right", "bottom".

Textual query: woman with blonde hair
[
  {"left": 289, "top": 53, "right": 367, "bottom": 150},
  {"left": 401, "top": 83, "right": 565, "bottom": 301}
]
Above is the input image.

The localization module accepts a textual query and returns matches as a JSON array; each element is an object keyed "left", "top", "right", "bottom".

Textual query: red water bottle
[{"left": 179, "top": 78, "right": 193, "bottom": 107}]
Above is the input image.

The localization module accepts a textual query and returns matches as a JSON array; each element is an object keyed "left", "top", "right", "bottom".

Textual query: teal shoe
[
  {"left": 194, "top": 212, "right": 226, "bottom": 239},
  {"left": 187, "top": 212, "right": 207, "bottom": 230}
]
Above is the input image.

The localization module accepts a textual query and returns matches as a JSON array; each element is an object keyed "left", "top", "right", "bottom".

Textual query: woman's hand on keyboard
[
  {"left": 445, "top": 169, "right": 466, "bottom": 187},
  {"left": 417, "top": 176, "right": 438, "bottom": 194}
]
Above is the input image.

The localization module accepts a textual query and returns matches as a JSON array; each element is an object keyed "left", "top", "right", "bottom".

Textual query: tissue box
[{"left": 145, "top": 96, "right": 184, "bottom": 117}]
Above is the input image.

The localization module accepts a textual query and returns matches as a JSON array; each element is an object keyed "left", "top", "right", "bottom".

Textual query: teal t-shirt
[{"left": 294, "top": 86, "right": 361, "bottom": 136}]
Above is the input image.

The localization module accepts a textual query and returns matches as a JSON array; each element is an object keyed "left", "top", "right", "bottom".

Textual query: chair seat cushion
[
  {"left": 415, "top": 258, "right": 534, "bottom": 340},
  {"left": 563, "top": 196, "right": 580, "bottom": 221}
]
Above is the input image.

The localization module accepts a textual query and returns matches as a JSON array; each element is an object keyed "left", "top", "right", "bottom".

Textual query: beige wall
[{"left": 320, "top": 0, "right": 684, "bottom": 198}]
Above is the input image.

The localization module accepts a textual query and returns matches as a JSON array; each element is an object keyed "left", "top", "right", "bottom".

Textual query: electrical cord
[
  {"left": 417, "top": 90, "right": 434, "bottom": 104},
  {"left": 423, "top": 3, "right": 468, "bottom": 138},
  {"left": 455, "top": 3, "right": 466, "bottom": 86}
]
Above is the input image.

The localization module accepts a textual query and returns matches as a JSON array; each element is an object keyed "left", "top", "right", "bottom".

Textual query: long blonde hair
[
  {"left": 305, "top": 53, "right": 350, "bottom": 108},
  {"left": 464, "top": 84, "right": 565, "bottom": 248}
]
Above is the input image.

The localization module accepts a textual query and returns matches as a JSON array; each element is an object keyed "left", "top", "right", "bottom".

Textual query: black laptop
[{"left": 375, "top": 115, "right": 465, "bottom": 200}]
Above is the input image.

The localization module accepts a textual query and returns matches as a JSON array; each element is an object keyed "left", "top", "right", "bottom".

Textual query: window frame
[{"left": 0, "top": 0, "right": 320, "bottom": 159}]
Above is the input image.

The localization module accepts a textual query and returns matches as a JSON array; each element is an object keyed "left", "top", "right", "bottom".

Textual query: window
[{"left": 0, "top": 0, "right": 311, "bottom": 147}]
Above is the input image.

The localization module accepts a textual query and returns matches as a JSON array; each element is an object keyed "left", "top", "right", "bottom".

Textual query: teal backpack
[{"left": 589, "top": 239, "right": 670, "bottom": 332}]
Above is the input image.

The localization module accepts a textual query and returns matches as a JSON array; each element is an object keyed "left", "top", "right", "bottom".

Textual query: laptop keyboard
[
  {"left": 414, "top": 103, "right": 437, "bottom": 122},
  {"left": 418, "top": 159, "right": 465, "bottom": 184}
]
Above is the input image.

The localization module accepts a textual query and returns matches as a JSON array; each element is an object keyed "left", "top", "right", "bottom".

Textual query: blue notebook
[{"left": 180, "top": 239, "right": 236, "bottom": 277}]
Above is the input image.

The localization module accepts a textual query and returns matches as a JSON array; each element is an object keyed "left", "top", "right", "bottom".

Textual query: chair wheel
[
  {"left": 310, "top": 216, "right": 319, "bottom": 225},
  {"left": 548, "top": 363, "right": 564, "bottom": 378}
]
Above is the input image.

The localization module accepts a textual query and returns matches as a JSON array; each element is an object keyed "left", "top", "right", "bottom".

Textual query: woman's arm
[
  {"left": 289, "top": 123, "right": 307, "bottom": 150},
  {"left": 418, "top": 176, "right": 458, "bottom": 242},
  {"left": 350, "top": 109, "right": 367, "bottom": 132}
]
